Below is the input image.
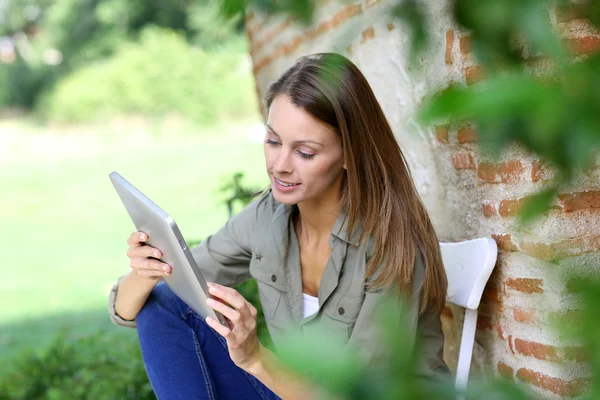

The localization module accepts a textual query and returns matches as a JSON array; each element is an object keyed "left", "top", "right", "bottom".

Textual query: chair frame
[{"left": 439, "top": 237, "right": 498, "bottom": 397}]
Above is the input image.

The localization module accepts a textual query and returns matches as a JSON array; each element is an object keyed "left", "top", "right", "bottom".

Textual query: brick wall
[{"left": 244, "top": 1, "right": 600, "bottom": 398}]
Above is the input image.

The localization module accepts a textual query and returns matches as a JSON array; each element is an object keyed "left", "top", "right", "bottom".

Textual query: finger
[
  {"left": 206, "top": 316, "right": 233, "bottom": 339},
  {"left": 206, "top": 298, "right": 243, "bottom": 325},
  {"left": 130, "top": 257, "right": 171, "bottom": 274},
  {"left": 208, "top": 285, "right": 247, "bottom": 311},
  {"left": 127, "top": 245, "right": 162, "bottom": 260},
  {"left": 247, "top": 303, "right": 258, "bottom": 319},
  {"left": 127, "top": 231, "right": 148, "bottom": 246}
]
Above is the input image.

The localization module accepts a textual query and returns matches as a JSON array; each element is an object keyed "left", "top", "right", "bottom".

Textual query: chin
[{"left": 271, "top": 187, "right": 304, "bottom": 205}]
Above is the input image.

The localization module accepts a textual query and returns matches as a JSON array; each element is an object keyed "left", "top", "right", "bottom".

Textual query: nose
[{"left": 273, "top": 147, "right": 293, "bottom": 175}]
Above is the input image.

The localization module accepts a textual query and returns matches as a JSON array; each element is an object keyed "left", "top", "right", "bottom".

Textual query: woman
[{"left": 109, "top": 53, "right": 450, "bottom": 400}]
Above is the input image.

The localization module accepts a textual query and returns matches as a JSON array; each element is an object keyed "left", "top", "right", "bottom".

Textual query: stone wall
[{"left": 244, "top": 1, "right": 600, "bottom": 398}]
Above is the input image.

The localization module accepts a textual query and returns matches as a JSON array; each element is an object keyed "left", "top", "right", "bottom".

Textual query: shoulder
[{"left": 246, "top": 188, "right": 279, "bottom": 222}]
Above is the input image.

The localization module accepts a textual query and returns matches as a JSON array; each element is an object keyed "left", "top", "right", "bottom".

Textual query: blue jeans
[{"left": 136, "top": 281, "right": 282, "bottom": 400}]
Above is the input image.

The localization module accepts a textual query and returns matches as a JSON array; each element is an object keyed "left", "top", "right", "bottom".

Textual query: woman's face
[{"left": 264, "top": 94, "right": 345, "bottom": 205}]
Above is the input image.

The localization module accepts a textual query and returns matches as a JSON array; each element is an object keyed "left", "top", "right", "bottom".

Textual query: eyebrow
[{"left": 266, "top": 124, "right": 325, "bottom": 147}]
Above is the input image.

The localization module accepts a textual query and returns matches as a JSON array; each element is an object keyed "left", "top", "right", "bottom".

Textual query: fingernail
[
  {"left": 155, "top": 250, "right": 160, "bottom": 257},
  {"left": 207, "top": 282, "right": 213, "bottom": 287},
  {"left": 141, "top": 233, "right": 146, "bottom": 240},
  {"left": 163, "top": 265, "right": 170, "bottom": 272}
]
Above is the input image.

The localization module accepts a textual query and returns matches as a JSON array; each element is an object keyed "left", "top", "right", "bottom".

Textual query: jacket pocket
[
  {"left": 249, "top": 252, "right": 286, "bottom": 320},
  {"left": 324, "top": 293, "right": 364, "bottom": 324}
]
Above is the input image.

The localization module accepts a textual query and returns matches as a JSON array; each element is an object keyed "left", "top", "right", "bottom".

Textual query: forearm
[
  {"left": 114, "top": 271, "right": 159, "bottom": 321},
  {"left": 246, "top": 345, "right": 326, "bottom": 400}
]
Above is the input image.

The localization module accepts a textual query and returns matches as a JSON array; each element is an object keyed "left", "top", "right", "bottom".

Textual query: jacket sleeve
[
  {"left": 344, "top": 248, "right": 450, "bottom": 383},
  {"left": 107, "top": 190, "right": 273, "bottom": 328}
]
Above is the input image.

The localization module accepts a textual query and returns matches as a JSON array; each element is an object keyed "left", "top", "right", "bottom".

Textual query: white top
[{"left": 302, "top": 293, "right": 320, "bottom": 319}]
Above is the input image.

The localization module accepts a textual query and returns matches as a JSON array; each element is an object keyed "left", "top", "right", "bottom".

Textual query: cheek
[
  {"left": 264, "top": 146, "right": 275, "bottom": 168},
  {"left": 303, "top": 159, "right": 344, "bottom": 185}
]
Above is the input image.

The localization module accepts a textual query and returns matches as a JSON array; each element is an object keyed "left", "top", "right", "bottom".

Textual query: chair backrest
[
  {"left": 440, "top": 237, "right": 498, "bottom": 310},
  {"left": 439, "top": 237, "right": 498, "bottom": 398}
]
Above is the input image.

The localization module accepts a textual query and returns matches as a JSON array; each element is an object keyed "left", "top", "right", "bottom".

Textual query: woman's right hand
[{"left": 126, "top": 231, "right": 172, "bottom": 280}]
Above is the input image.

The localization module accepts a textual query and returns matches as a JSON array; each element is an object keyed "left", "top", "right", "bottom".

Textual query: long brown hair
[{"left": 263, "top": 53, "right": 447, "bottom": 314}]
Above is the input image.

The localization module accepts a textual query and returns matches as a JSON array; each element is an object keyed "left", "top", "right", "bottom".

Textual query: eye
[
  {"left": 265, "top": 139, "right": 280, "bottom": 146},
  {"left": 297, "top": 151, "right": 315, "bottom": 160}
]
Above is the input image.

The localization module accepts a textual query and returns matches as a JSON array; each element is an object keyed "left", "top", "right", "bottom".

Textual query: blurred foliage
[
  {"left": 217, "top": 0, "right": 600, "bottom": 226},
  {"left": 219, "top": 172, "right": 263, "bottom": 219},
  {"left": 0, "top": 0, "right": 246, "bottom": 112},
  {"left": 37, "top": 26, "right": 257, "bottom": 124},
  {"left": 414, "top": 0, "right": 600, "bottom": 225},
  {"left": 0, "top": 329, "right": 155, "bottom": 400}
]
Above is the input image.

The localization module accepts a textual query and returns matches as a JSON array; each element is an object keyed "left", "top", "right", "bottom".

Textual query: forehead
[{"left": 266, "top": 94, "right": 337, "bottom": 143}]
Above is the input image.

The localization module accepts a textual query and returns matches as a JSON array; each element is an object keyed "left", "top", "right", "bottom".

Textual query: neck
[{"left": 294, "top": 180, "right": 343, "bottom": 243}]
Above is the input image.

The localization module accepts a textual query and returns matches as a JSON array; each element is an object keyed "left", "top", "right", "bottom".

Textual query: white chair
[{"left": 440, "top": 237, "right": 498, "bottom": 398}]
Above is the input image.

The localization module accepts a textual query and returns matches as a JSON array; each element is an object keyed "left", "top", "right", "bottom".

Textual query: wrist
[{"left": 244, "top": 344, "right": 267, "bottom": 377}]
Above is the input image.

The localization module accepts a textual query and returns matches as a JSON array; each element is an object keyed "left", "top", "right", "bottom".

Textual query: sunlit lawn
[{"left": 0, "top": 117, "right": 268, "bottom": 364}]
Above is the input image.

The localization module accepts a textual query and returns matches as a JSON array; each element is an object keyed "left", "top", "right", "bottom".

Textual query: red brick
[
  {"left": 498, "top": 198, "right": 527, "bottom": 216},
  {"left": 459, "top": 35, "right": 471, "bottom": 56},
  {"left": 491, "top": 233, "right": 518, "bottom": 251},
  {"left": 516, "top": 368, "right": 590, "bottom": 397},
  {"left": 563, "top": 346, "right": 588, "bottom": 362},
  {"left": 482, "top": 285, "right": 501, "bottom": 302},
  {"left": 477, "top": 160, "right": 525, "bottom": 183},
  {"left": 386, "top": 22, "right": 395, "bottom": 31},
  {"left": 505, "top": 278, "right": 544, "bottom": 294},
  {"left": 512, "top": 307, "right": 539, "bottom": 324},
  {"left": 360, "top": 26, "right": 375, "bottom": 44},
  {"left": 445, "top": 30, "right": 454, "bottom": 65},
  {"left": 477, "top": 315, "right": 493, "bottom": 330},
  {"left": 250, "top": 18, "right": 292, "bottom": 53},
  {"left": 435, "top": 124, "right": 449, "bottom": 143},
  {"left": 497, "top": 361, "right": 514, "bottom": 380},
  {"left": 253, "top": 4, "right": 362, "bottom": 74},
  {"left": 451, "top": 152, "right": 476, "bottom": 169},
  {"left": 558, "top": 191, "right": 600, "bottom": 212},
  {"left": 457, "top": 126, "right": 478, "bottom": 143},
  {"left": 566, "top": 36, "right": 600, "bottom": 55},
  {"left": 482, "top": 201, "right": 497, "bottom": 217},
  {"left": 496, "top": 323, "right": 506, "bottom": 340},
  {"left": 465, "top": 65, "right": 484, "bottom": 84},
  {"left": 508, "top": 335, "right": 515, "bottom": 354},
  {"left": 531, "top": 160, "right": 549, "bottom": 182},
  {"left": 519, "top": 234, "right": 600, "bottom": 261},
  {"left": 480, "top": 286, "right": 502, "bottom": 315},
  {"left": 514, "top": 338, "right": 559, "bottom": 362}
]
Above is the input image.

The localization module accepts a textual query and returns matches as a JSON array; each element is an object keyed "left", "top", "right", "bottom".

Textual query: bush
[
  {"left": 39, "top": 26, "right": 259, "bottom": 125},
  {"left": 0, "top": 329, "right": 155, "bottom": 400}
]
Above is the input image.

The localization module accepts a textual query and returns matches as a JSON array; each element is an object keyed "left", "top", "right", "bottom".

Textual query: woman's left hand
[{"left": 205, "top": 282, "right": 262, "bottom": 372}]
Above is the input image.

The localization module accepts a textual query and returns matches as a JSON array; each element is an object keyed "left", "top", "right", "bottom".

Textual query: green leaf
[
  {"left": 276, "top": 329, "right": 365, "bottom": 396},
  {"left": 517, "top": 186, "right": 557, "bottom": 226}
]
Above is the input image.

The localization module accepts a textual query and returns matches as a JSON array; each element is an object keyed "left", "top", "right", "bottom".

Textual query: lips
[{"left": 274, "top": 177, "right": 300, "bottom": 187}]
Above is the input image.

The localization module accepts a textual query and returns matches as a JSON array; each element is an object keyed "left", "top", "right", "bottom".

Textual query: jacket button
[
  {"left": 271, "top": 274, "right": 277, "bottom": 282},
  {"left": 338, "top": 307, "right": 345, "bottom": 315}
]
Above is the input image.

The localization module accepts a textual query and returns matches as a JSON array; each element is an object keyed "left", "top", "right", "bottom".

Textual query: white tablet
[{"left": 109, "top": 171, "right": 227, "bottom": 326}]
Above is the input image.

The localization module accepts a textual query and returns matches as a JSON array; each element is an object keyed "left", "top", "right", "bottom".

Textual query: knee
[{"left": 138, "top": 281, "right": 184, "bottom": 323}]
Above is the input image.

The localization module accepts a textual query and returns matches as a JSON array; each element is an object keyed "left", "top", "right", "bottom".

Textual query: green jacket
[{"left": 108, "top": 189, "right": 450, "bottom": 382}]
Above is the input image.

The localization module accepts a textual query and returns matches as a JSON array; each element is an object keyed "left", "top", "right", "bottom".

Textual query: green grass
[{"left": 0, "top": 117, "right": 268, "bottom": 364}]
